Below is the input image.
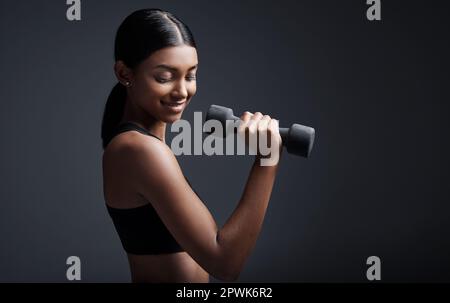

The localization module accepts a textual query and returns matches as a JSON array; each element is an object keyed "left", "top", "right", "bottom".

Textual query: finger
[
  {"left": 258, "top": 115, "right": 271, "bottom": 133},
  {"left": 268, "top": 118, "right": 279, "bottom": 134},
  {"left": 268, "top": 119, "right": 282, "bottom": 147},
  {"left": 240, "top": 111, "right": 253, "bottom": 123},
  {"left": 250, "top": 112, "right": 263, "bottom": 121},
  {"left": 261, "top": 115, "right": 271, "bottom": 123},
  {"left": 238, "top": 111, "right": 253, "bottom": 133},
  {"left": 248, "top": 112, "right": 264, "bottom": 134},
  {"left": 257, "top": 117, "right": 270, "bottom": 149}
]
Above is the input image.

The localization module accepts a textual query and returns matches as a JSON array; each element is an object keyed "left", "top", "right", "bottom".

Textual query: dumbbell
[{"left": 205, "top": 104, "right": 315, "bottom": 158}]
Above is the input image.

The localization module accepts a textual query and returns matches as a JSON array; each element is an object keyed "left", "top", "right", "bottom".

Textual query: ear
[{"left": 114, "top": 61, "right": 134, "bottom": 86}]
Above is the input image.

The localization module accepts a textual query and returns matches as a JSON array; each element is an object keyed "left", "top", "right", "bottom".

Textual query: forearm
[{"left": 215, "top": 158, "right": 280, "bottom": 279}]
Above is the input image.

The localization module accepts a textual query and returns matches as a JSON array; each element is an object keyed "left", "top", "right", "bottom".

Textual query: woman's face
[{"left": 123, "top": 45, "right": 198, "bottom": 123}]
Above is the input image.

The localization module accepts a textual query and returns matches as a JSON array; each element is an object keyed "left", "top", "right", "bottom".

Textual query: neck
[{"left": 120, "top": 97, "right": 167, "bottom": 143}]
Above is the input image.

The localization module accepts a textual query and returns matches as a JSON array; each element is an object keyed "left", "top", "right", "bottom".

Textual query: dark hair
[{"left": 101, "top": 8, "right": 197, "bottom": 149}]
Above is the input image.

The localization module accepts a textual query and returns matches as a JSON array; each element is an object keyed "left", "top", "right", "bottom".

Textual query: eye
[
  {"left": 186, "top": 74, "right": 197, "bottom": 81},
  {"left": 155, "top": 77, "right": 171, "bottom": 83},
  {"left": 155, "top": 72, "right": 173, "bottom": 83}
]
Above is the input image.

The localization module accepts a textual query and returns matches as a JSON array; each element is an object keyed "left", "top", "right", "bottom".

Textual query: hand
[{"left": 237, "top": 111, "right": 283, "bottom": 166}]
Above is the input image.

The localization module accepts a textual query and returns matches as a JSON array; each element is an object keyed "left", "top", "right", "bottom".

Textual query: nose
[{"left": 171, "top": 79, "right": 188, "bottom": 101}]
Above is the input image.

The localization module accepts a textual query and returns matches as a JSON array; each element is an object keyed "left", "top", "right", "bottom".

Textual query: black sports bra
[{"left": 105, "top": 121, "right": 187, "bottom": 255}]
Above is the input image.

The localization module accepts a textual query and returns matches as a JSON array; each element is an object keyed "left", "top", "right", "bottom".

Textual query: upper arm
[{"left": 122, "top": 138, "right": 223, "bottom": 276}]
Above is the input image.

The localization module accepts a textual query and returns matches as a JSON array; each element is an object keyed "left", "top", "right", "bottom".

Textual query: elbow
[
  {"left": 222, "top": 271, "right": 241, "bottom": 282},
  {"left": 214, "top": 266, "right": 241, "bottom": 282},
  {"left": 211, "top": 255, "right": 243, "bottom": 282},
  {"left": 209, "top": 231, "right": 243, "bottom": 282}
]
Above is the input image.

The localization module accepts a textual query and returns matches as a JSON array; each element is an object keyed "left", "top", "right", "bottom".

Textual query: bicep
[{"left": 127, "top": 140, "right": 221, "bottom": 271}]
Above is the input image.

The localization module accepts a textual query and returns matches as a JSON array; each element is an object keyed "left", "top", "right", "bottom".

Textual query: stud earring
[{"left": 125, "top": 81, "right": 131, "bottom": 87}]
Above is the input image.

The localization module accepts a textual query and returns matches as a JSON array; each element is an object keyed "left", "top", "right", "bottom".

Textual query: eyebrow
[{"left": 154, "top": 64, "right": 198, "bottom": 72}]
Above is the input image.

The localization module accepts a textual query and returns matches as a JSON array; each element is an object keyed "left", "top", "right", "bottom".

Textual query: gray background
[{"left": 0, "top": 0, "right": 449, "bottom": 282}]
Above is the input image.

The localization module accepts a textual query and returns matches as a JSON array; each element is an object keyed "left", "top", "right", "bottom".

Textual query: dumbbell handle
[{"left": 205, "top": 104, "right": 315, "bottom": 158}]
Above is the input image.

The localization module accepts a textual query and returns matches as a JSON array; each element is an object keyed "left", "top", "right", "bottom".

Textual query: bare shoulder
[
  {"left": 103, "top": 131, "right": 182, "bottom": 192},
  {"left": 102, "top": 131, "right": 177, "bottom": 203},
  {"left": 104, "top": 131, "right": 168, "bottom": 163}
]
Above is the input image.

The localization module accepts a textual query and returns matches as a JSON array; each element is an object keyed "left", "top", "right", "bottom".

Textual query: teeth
[{"left": 162, "top": 101, "right": 184, "bottom": 107}]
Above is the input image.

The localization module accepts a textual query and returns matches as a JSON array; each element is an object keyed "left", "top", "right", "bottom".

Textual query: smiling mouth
[
  {"left": 160, "top": 100, "right": 187, "bottom": 112},
  {"left": 160, "top": 100, "right": 186, "bottom": 107}
]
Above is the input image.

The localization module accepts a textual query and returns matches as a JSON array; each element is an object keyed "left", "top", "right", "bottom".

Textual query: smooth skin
[{"left": 102, "top": 45, "right": 283, "bottom": 282}]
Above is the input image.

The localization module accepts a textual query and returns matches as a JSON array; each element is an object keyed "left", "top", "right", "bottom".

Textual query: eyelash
[{"left": 156, "top": 75, "right": 196, "bottom": 84}]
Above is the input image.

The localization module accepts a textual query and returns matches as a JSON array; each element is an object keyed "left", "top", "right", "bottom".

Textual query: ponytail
[{"left": 101, "top": 82, "right": 127, "bottom": 149}]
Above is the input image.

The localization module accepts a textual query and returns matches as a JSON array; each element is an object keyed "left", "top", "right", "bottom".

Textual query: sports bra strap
[{"left": 115, "top": 122, "right": 162, "bottom": 141}]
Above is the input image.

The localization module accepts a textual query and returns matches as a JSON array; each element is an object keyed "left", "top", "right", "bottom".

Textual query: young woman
[{"left": 101, "top": 8, "right": 283, "bottom": 283}]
